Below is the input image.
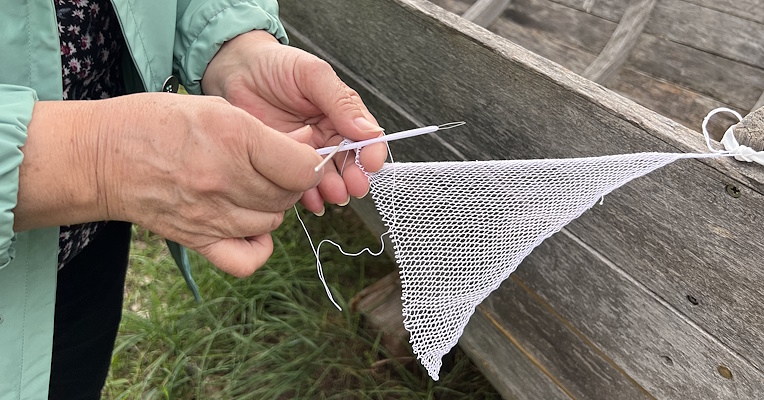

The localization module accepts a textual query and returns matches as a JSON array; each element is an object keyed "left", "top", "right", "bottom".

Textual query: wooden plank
[
  {"left": 460, "top": 311, "right": 573, "bottom": 400},
  {"left": 734, "top": 107, "right": 764, "bottom": 154},
  {"left": 559, "top": 156, "right": 764, "bottom": 370},
  {"left": 351, "top": 272, "right": 412, "bottom": 357},
  {"left": 626, "top": 34, "right": 764, "bottom": 111},
  {"left": 291, "top": 26, "right": 658, "bottom": 400},
  {"left": 754, "top": 92, "right": 764, "bottom": 113},
  {"left": 462, "top": 0, "right": 513, "bottom": 27},
  {"left": 468, "top": 281, "right": 654, "bottom": 399},
  {"left": 606, "top": 68, "right": 743, "bottom": 138},
  {"left": 279, "top": 0, "right": 764, "bottom": 394},
  {"left": 500, "top": 0, "right": 612, "bottom": 55},
  {"left": 509, "top": 231, "right": 764, "bottom": 398},
  {"left": 683, "top": 0, "right": 764, "bottom": 24},
  {"left": 431, "top": 0, "right": 764, "bottom": 111},
  {"left": 550, "top": 0, "right": 764, "bottom": 26},
  {"left": 644, "top": 0, "right": 764, "bottom": 68},
  {"left": 583, "top": 0, "right": 657, "bottom": 84},
  {"left": 429, "top": 0, "right": 473, "bottom": 15},
  {"left": 485, "top": 6, "right": 752, "bottom": 133},
  {"left": 549, "top": 0, "right": 628, "bottom": 21},
  {"left": 548, "top": 0, "right": 764, "bottom": 69}
]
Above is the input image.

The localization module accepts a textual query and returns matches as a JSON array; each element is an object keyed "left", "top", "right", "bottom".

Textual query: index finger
[{"left": 246, "top": 118, "right": 324, "bottom": 192}]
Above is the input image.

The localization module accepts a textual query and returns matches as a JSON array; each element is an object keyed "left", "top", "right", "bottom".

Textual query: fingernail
[
  {"left": 313, "top": 206, "right": 325, "bottom": 217},
  {"left": 355, "top": 187, "right": 370, "bottom": 200},
  {"left": 354, "top": 117, "right": 383, "bottom": 133},
  {"left": 338, "top": 196, "right": 351, "bottom": 207},
  {"left": 288, "top": 125, "right": 312, "bottom": 136}
]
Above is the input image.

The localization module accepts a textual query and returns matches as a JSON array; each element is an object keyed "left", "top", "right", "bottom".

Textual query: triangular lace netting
[{"left": 364, "top": 152, "right": 692, "bottom": 380}]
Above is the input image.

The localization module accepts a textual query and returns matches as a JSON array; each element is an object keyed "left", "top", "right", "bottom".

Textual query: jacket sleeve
[
  {"left": 174, "top": 0, "right": 288, "bottom": 95},
  {"left": 0, "top": 85, "right": 36, "bottom": 270}
]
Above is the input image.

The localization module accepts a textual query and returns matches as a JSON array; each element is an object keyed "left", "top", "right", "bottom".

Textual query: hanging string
[{"left": 294, "top": 206, "right": 389, "bottom": 310}]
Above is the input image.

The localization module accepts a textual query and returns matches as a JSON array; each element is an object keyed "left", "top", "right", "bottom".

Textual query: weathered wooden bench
[
  {"left": 279, "top": 0, "right": 764, "bottom": 398},
  {"left": 431, "top": 0, "right": 764, "bottom": 136}
]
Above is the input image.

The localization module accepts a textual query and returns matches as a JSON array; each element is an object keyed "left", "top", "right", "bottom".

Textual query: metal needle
[{"left": 314, "top": 141, "right": 346, "bottom": 172}]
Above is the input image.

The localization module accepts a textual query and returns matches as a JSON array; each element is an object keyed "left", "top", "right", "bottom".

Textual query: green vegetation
[{"left": 105, "top": 207, "right": 499, "bottom": 399}]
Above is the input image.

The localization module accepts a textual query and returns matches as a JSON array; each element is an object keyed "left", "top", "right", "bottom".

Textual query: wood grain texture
[
  {"left": 682, "top": 0, "right": 764, "bottom": 24},
  {"left": 509, "top": 231, "right": 764, "bottom": 398},
  {"left": 435, "top": 0, "right": 764, "bottom": 110},
  {"left": 625, "top": 35, "right": 764, "bottom": 110},
  {"left": 550, "top": 0, "right": 764, "bottom": 26},
  {"left": 549, "top": 0, "right": 630, "bottom": 21},
  {"left": 470, "top": 280, "right": 655, "bottom": 399},
  {"left": 280, "top": 0, "right": 764, "bottom": 396},
  {"left": 754, "top": 93, "right": 764, "bottom": 113},
  {"left": 605, "top": 68, "right": 743, "bottom": 139},
  {"left": 583, "top": 0, "right": 656, "bottom": 84},
  {"left": 735, "top": 107, "right": 764, "bottom": 151},
  {"left": 644, "top": 0, "right": 764, "bottom": 68},
  {"left": 462, "top": 0, "right": 513, "bottom": 27},
  {"left": 460, "top": 310, "right": 573, "bottom": 400}
]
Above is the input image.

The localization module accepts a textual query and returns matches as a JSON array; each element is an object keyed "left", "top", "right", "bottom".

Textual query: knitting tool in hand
[{"left": 313, "top": 121, "right": 466, "bottom": 171}]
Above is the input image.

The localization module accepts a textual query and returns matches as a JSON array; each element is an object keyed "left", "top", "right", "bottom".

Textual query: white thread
[
  {"left": 295, "top": 206, "right": 389, "bottom": 311},
  {"left": 701, "top": 107, "right": 764, "bottom": 165}
]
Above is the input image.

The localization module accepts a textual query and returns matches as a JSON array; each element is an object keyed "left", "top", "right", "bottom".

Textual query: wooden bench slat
[
  {"left": 436, "top": 0, "right": 764, "bottom": 111},
  {"left": 509, "top": 231, "right": 764, "bottom": 398},
  {"left": 470, "top": 278, "right": 655, "bottom": 399},
  {"left": 460, "top": 309, "right": 581, "bottom": 399},
  {"left": 462, "top": 0, "right": 513, "bottom": 27},
  {"left": 583, "top": 0, "right": 657, "bottom": 84},
  {"left": 645, "top": 0, "right": 764, "bottom": 68},
  {"left": 550, "top": 0, "right": 763, "bottom": 28}
]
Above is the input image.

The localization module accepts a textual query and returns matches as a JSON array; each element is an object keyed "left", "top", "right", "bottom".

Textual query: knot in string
[{"left": 702, "top": 107, "right": 764, "bottom": 165}]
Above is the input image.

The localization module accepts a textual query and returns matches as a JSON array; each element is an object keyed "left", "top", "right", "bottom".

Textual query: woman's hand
[
  {"left": 202, "top": 31, "right": 388, "bottom": 215},
  {"left": 16, "top": 93, "right": 323, "bottom": 276}
]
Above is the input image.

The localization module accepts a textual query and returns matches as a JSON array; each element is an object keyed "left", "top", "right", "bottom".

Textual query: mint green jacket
[{"left": 0, "top": 1, "right": 287, "bottom": 398}]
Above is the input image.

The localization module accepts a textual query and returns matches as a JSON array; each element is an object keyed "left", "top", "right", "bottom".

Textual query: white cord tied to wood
[{"left": 702, "top": 107, "right": 764, "bottom": 165}]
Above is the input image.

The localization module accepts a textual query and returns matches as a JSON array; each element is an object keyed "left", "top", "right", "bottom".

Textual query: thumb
[
  {"left": 295, "top": 58, "right": 383, "bottom": 141},
  {"left": 200, "top": 235, "right": 274, "bottom": 278}
]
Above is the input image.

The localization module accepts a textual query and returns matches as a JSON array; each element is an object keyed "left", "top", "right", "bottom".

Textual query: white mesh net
[{"left": 363, "top": 152, "right": 694, "bottom": 380}]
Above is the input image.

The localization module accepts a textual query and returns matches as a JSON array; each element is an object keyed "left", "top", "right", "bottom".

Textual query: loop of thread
[
  {"left": 294, "top": 206, "right": 389, "bottom": 311},
  {"left": 702, "top": 107, "right": 764, "bottom": 165}
]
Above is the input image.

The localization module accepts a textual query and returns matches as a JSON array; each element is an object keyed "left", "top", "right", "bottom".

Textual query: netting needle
[
  {"left": 314, "top": 140, "right": 347, "bottom": 172},
  {"left": 315, "top": 121, "right": 466, "bottom": 158}
]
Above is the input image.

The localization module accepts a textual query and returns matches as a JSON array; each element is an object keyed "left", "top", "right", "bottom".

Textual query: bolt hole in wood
[
  {"left": 725, "top": 184, "right": 742, "bottom": 198},
  {"left": 660, "top": 355, "right": 674, "bottom": 366},
  {"left": 686, "top": 295, "right": 699, "bottom": 306},
  {"left": 718, "top": 365, "right": 733, "bottom": 380}
]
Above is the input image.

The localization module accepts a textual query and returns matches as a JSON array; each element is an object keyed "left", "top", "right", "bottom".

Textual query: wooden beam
[
  {"left": 583, "top": 0, "right": 656, "bottom": 84},
  {"left": 753, "top": 92, "right": 764, "bottom": 114},
  {"left": 736, "top": 106, "right": 764, "bottom": 151},
  {"left": 461, "top": 0, "right": 512, "bottom": 27}
]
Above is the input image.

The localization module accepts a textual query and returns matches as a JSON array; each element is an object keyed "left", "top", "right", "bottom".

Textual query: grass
[{"left": 104, "top": 205, "right": 500, "bottom": 399}]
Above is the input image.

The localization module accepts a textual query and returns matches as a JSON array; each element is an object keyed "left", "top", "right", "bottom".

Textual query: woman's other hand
[{"left": 202, "top": 31, "right": 388, "bottom": 215}]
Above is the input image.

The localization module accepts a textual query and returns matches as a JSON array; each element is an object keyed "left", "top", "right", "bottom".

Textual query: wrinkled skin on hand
[
  {"left": 100, "top": 93, "right": 323, "bottom": 277},
  {"left": 202, "top": 31, "right": 388, "bottom": 215}
]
